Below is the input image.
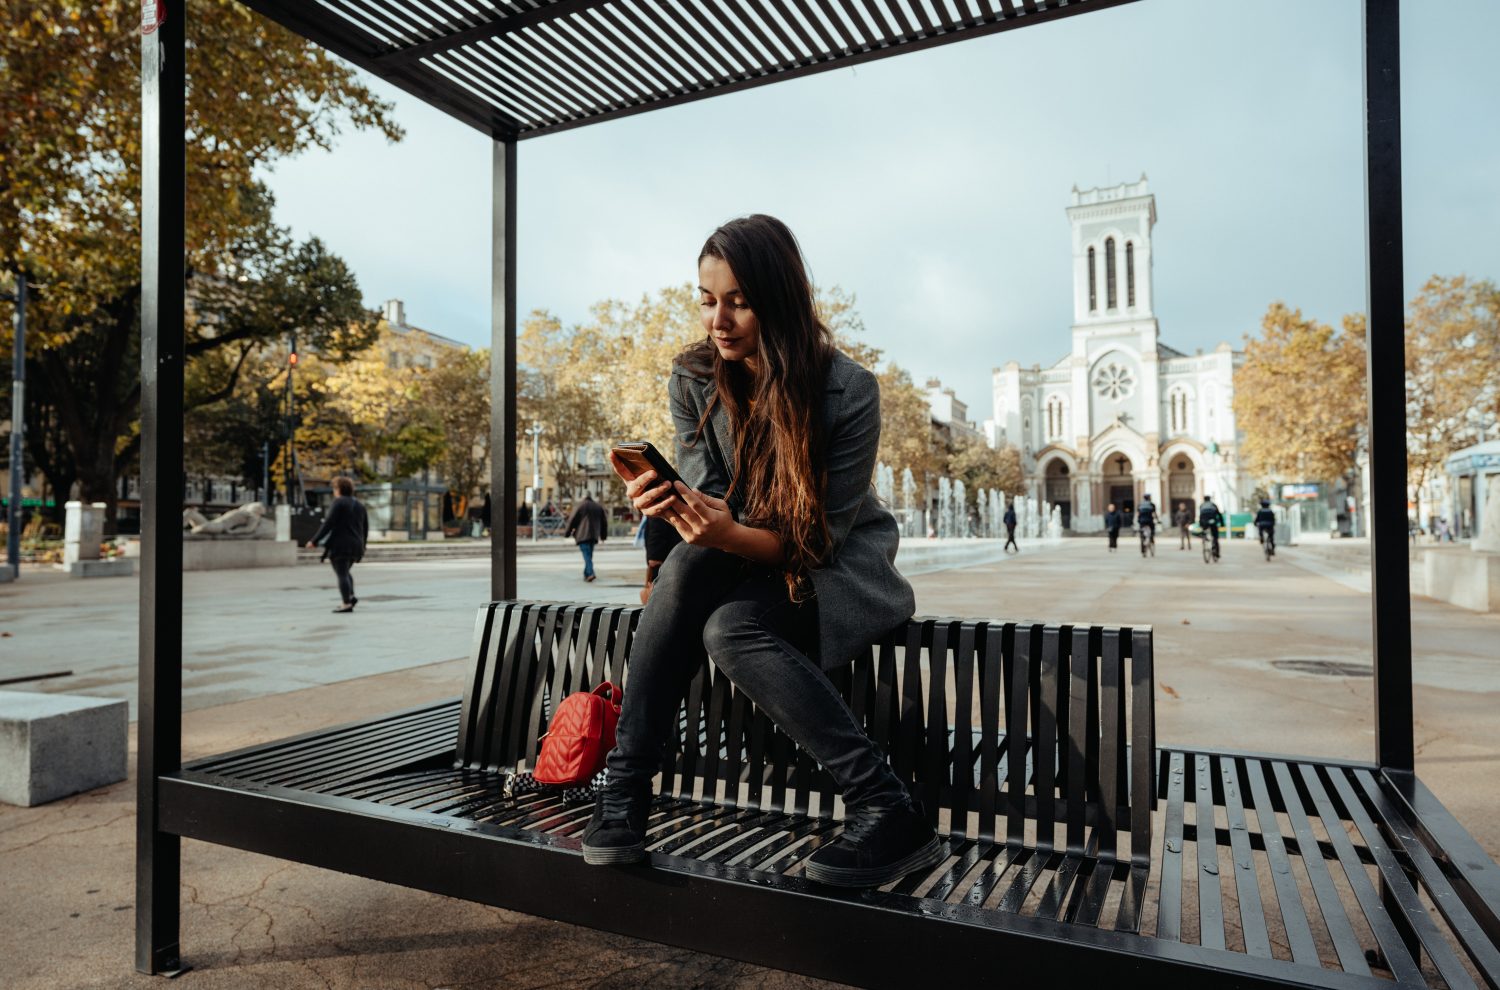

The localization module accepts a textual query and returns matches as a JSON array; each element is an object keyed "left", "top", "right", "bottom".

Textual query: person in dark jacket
[
  {"left": 1254, "top": 499, "right": 1277, "bottom": 556},
  {"left": 1104, "top": 503, "right": 1123, "bottom": 552},
  {"left": 1199, "top": 496, "right": 1225, "bottom": 560},
  {"left": 1173, "top": 502, "right": 1192, "bottom": 550},
  {"left": 564, "top": 493, "right": 608, "bottom": 582},
  {"left": 306, "top": 476, "right": 369, "bottom": 613},
  {"left": 1003, "top": 502, "right": 1019, "bottom": 553},
  {"left": 583, "top": 215, "right": 933, "bottom": 890}
]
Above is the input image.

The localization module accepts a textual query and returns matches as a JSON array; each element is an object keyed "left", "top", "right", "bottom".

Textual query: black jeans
[
  {"left": 329, "top": 555, "right": 356, "bottom": 604},
  {"left": 606, "top": 542, "right": 911, "bottom": 810}
]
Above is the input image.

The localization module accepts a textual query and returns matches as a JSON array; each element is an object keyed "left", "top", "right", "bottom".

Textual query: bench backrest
[{"left": 458, "top": 601, "right": 1155, "bottom": 864}]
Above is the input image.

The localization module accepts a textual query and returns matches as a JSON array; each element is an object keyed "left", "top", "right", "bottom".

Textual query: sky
[{"left": 256, "top": 0, "right": 1500, "bottom": 421}]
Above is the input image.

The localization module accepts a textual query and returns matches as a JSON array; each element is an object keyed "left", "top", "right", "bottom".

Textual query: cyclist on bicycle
[
  {"left": 1254, "top": 499, "right": 1277, "bottom": 556},
  {"left": 1136, "top": 494, "right": 1160, "bottom": 556},
  {"left": 1198, "top": 496, "right": 1225, "bottom": 560}
]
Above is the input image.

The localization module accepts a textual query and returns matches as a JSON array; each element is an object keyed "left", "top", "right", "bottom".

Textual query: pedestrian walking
[
  {"left": 1174, "top": 501, "right": 1192, "bottom": 550},
  {"left": 584, "top": 214, "right": 935, "bottom": 890},
  {"left": 1003, "top": 501, "right": 1019, "bottom": 553},
  {"left": 564, "top": 493, "right": 608, "bottom": 582},
  {"left": 305, "top": 476, "right": 368, "bottom": 613},
  {"left": 1104, "top": 502, "right": 1122, "bottom": 552},
  {"left": 480, "top": 491, "right": 492, "bottom": 535}
]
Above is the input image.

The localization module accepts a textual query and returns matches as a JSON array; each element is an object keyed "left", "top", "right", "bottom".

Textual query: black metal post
[
  {"left": 1363, "top": 0, "right": 1412, "bottom": 772},
  {"left": 136, "top": 0, "right": 186, "bottom": 975},
  {"left": 6, "top": 271, "right": 24, "bottom": 580},
  {"left": 490, "top": 137, "right": 518, "bottom": 601}
]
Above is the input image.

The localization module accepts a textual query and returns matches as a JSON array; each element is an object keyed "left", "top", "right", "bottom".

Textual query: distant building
[
  {"left": 379, "top": 298, "right": 466, "bottom": 369},
  {"left": 924, "top": 378, "right": 984, "bottom": 447},
  {"left": 989, "top": 177, "right": 1249, "bottom": 529}
]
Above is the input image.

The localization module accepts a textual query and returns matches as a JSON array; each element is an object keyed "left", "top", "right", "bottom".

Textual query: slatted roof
[{"left": 239, "top": 0, "right": 1136, "bottom": 139}]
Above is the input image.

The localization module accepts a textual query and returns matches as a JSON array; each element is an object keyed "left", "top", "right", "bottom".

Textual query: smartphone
[{"left": 611, "top": 441, "right": 683, "bottom": 488}]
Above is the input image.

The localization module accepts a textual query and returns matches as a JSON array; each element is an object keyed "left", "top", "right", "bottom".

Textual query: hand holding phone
[
  {"left": 610, "top": 442, "right": 681, "bottom": 512},
  {"left": 611, "top": 442, "right": 681, "bottom": 485}
]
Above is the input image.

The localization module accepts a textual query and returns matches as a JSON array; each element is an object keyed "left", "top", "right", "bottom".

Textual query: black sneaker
[
  {"left": 804, "top": 800, "right": 945, "bottom": 888},
  {"left": 581, "top": 778, "right": 653, "bottom": 865}
]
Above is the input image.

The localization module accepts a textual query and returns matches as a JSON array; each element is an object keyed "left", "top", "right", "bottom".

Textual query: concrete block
[
  {"left": 62, "top": 557, "right": 135, "bottom": 579},
  {"left": 1422, "top": 549, "right": 1500, "bottom": 613},
  {"left": 0, "top": 691, "right": 128, "bottom": 806},
  {"left": 183, "top": 538, "right": 297, "bottom": 570}
]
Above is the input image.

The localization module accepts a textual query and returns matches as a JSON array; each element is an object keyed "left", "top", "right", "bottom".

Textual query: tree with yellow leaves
[
  {"left": 1405, "top": 275, "right": 1500, "bottom": 496},
  {"left": 1233, "top": 303, "right": 1368, "bottom": 486}
]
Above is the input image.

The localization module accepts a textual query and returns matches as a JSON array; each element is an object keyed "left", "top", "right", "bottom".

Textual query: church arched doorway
[
  {"left": 1167, "top": 455, "right": 1197, "bottom": 521},
  {"left": 1044, "top": 460, "right": 1072, "bottom": 529},
  {"left": 1104, "top": 453, "right": 1135, "bottom": 517}
]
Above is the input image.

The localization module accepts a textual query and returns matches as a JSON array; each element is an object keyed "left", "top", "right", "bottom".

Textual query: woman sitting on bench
[{"left": 584, "top": 214, "right": 941, "bottom": 888}]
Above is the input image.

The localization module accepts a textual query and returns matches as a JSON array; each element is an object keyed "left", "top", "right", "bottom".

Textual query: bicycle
[
  {"left": 1201, "top": 525, "right": 1220, "bottom": 564},
  {"left": 1259, "top": 526, "right": 1275, "bottom": 562},
  {"left": 1139, "top": 523, "right": 1156, "bottom": 558}
]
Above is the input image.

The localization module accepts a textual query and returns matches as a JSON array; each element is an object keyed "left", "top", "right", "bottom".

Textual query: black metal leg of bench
[{"left": 137, "top": 2, "right": 187, "bottom": 977}]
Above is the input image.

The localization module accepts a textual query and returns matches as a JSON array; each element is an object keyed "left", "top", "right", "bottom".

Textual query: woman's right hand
[{"left": 609, "top": 450, "right": 677, "bottom": 514}]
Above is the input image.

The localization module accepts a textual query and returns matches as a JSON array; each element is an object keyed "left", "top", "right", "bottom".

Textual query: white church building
[{"left": 987, "top": 177, "right": 1249, "bottom": 530}]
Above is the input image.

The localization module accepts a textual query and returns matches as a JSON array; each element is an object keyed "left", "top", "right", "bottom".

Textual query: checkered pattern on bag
[{"left": 505, "top": 767, "right": 609, "bottom": 805}]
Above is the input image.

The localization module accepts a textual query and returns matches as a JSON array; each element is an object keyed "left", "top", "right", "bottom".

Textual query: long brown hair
[{"left": 679, "top": 215, "right": 834, "bottom": 602}]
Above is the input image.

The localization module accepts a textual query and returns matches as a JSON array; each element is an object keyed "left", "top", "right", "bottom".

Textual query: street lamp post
[
  {"left": 5, "top": 271, "right": 26, "bottom": 581},
  {"left": 528, "top": 424, "right": 544, "bottom": 543}
]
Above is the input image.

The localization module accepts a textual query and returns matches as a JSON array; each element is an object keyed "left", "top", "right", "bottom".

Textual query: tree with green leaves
[{"left": 1, "top": 2, "right": 401, "bottom": 527}]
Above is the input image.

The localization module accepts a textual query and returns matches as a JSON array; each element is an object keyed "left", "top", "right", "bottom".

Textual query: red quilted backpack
[{"left": 533, "top": 682, "right": 623, "bottom": 786}]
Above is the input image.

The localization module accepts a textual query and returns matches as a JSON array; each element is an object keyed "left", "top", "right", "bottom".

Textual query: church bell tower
[{"left": 1067, "top": 175, "right": 1156, "bottom": 327}]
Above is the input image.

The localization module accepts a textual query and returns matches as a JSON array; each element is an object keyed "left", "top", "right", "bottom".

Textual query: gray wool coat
[{"left": 667, "top": 348, "right": 916, "bottom": 671}]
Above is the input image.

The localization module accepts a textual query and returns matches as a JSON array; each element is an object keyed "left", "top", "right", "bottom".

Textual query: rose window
[{"left": 1092, "top": 363, "right": 1135, "bottom": 401}]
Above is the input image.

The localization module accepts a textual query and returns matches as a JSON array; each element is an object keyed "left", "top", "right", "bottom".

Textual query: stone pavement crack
[{"left": 0, "top": 811, "right": 132, "bottom": 856}]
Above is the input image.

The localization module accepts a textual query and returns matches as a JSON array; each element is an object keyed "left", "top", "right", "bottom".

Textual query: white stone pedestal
[
  {"left": 0, "top": 691, "right": 128, "bottom": 806},
  {"left": 60, "top": 500, "right": 132, "bottom": 578},
  {"left": 63, "top": 500, "right": 105, "bottom": 566}
]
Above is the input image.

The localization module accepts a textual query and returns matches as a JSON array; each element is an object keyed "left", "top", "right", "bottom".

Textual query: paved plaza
[{"left": 1, "top": 536, "right": 1496, "bottom": 988}]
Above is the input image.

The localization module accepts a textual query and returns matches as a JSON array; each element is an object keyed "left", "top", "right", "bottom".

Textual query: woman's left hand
[{"left": 661, "top": 482, "right": 736, "bottom": 550}]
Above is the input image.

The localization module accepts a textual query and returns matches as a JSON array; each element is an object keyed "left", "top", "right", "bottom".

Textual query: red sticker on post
[{"left": 141, "top": 0, "right": 166, "bottom": 35}]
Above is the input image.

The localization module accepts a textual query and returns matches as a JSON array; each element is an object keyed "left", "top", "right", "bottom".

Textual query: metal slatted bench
[{"left": 160, "top": 602, "right": 1500, "bottom": 988}]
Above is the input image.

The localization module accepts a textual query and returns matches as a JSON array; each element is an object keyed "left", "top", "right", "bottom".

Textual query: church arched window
[
  {"left": 1045, "top": 395, "right": 1066, "bottom": 440},
  {"left": 1087, "top": 247, "right": 1097, "bottom": 312},
  {"left": 1105, "top": 237, "right": 1117, "bottom": 309},
  {"left": 1126, "top": 241, "right": 1135, "bottom": 308},
  {"left": 1168, "top": 387, "right": 1190, "bottom": 434}
]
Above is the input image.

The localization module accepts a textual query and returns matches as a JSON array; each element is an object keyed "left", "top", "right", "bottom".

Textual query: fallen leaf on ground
[
  {"left": 1161, "top": 684, "right": 1180, "bottom": 699},
  {"left": 1180, "top": 619, "right": 1191, "bottom": 625}
]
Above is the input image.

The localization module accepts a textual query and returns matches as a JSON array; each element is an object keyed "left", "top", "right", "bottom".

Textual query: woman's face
[{"left": 698, "top": 255, "right": 761, "bottom": 364}]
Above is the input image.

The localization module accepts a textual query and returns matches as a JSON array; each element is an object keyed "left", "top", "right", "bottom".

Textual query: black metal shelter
[{"left": 136, "top": 0, "right": 1500, "bottom": 984}]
